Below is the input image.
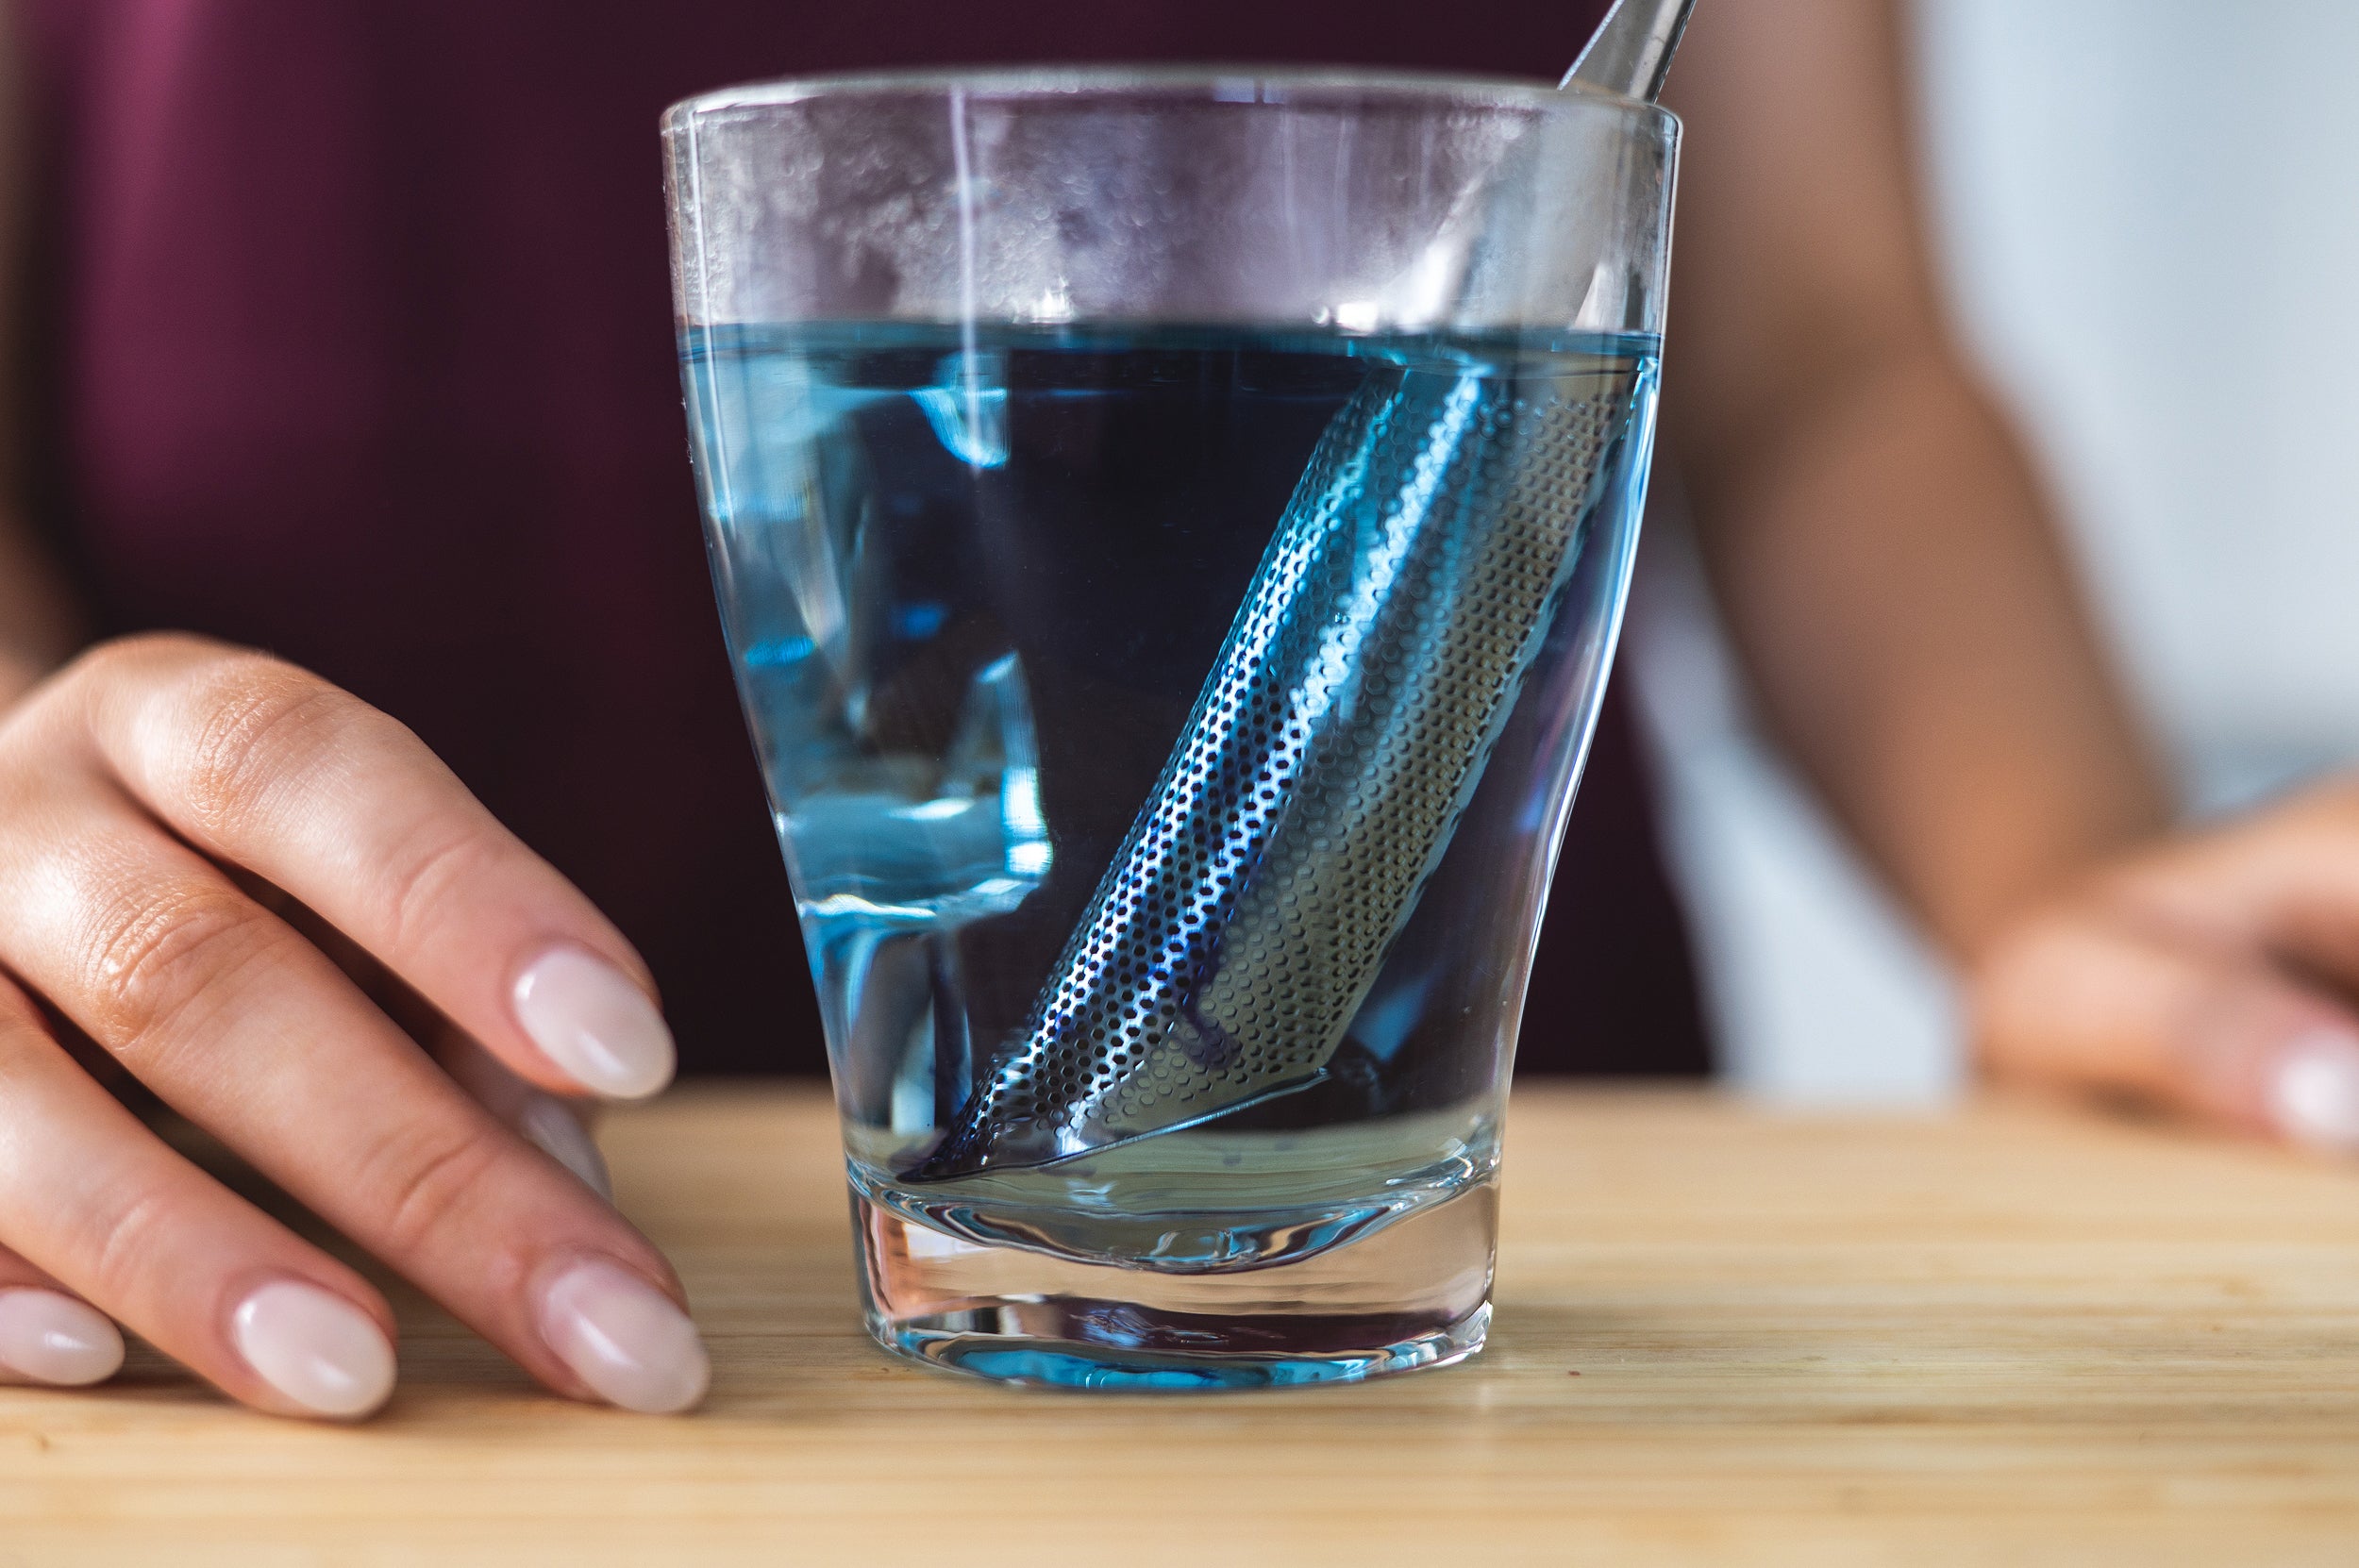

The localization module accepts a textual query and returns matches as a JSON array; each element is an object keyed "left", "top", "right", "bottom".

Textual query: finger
[
  {"left": 59, "top": 635, "right": 674, "bottom": 1100},
  {"left": 0, "top": 1246, "right": 125, "bottom": 1389},
  {"left": 233, "top": 888, "right": 614, "bottom": 1201},
  {"left": 2099, "top": 783, "right": 2359, "bottom": 998},
  {"left": 0, "top": 786, "right": 706, "bottom": 1413},
  {"left": 431, "top": 1025, "right": 613, "bottom": 1200},
  {"left": 1973, "top": 903, "right": 2359, "bottom": 1154},
  {"left": 0, "top": 980, "right": 394, "bottom": 1416}
]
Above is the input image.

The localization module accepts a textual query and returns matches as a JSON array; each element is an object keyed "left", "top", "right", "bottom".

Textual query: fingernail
[
  {"left": 231, "top": 1281, "right": 396, "bottom": 1420},
  {"left": 521, "top": 1096, "right": 614, "bottom": 1200},
  {"left": 0, "top": 1289, "right": 125, "bottom": 1387},
  {"left": 512, "top": 946, "right": 676, "bottom": 1101},
  {"left": 2268, "top": 1036, "right": 2359, "bottom": 1153},
  {"left": 539, "top": 1259, "right": 709, "bottom": 1415}
]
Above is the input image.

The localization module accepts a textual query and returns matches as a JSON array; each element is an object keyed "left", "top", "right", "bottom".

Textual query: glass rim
[{"left": 661, "top": 64, "right": 1675, "bottom": 133}]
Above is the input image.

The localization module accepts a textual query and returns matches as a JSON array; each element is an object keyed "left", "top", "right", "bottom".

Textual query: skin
[
  {"left": 0, "top": 0, "right": 2348, "bottom": 1415},
  {"left": 0, "top": 13, "right": 696, "bottom": 1417},
  {"left": 1667, "top": 0, "right": 2359, "bottom": 1144}
]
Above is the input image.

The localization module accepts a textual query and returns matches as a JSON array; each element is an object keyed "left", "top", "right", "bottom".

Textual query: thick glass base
[{"left": 853, "top": 1181, "right": 1497, "bottom": 1390}]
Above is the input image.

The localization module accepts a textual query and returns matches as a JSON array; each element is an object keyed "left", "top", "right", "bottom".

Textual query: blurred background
[{"left": 1647, "top": 0, "right": 2359, "bottom": 1103}]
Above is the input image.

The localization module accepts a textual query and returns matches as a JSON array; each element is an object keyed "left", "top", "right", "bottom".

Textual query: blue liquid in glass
[{"left": 681, "top": 323, "right": 1659, "bottom": 1272}]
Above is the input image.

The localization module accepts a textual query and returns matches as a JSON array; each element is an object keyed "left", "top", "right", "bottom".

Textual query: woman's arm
[
  {"left": 1665, "top": 0, "right": 2359, "bottom": 1155},
  {"left": 0, "top": 13, "right": 80, "bottom": 704},
  {"left": 0, "top": 7, "right": 706, "bottom": 1416},
  {"left": 0, "top": 513, "right": 78, "bottom": 705},
  {"left": 1664, "top": 0, "right": 2167, "bottom": 956}
]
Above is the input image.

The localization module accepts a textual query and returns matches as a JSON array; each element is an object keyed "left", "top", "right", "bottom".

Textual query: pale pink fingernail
[
  {"left": 231, "top": 1281, "right": 396, "bottom": 1420},
  {"left": 539, "top": 1259, "right": 709, "bottom": 1415},
  {"left": 0, "top": 1289, "right": 125, "bottom": 1387},
  {"left": 2268, "top": 1035, "right": 2359, "bottom": 1153},
  {"left": 521, "top": 1096, "right": 615, "bottom": 1200},
  {"left": 512, "top": 946, "right": 676, "bottom": 1101}
]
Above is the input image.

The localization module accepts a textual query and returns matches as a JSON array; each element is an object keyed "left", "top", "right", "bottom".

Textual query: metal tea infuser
[{"left": 914, "top": 0, "right": 1699, "bottom": 1180}]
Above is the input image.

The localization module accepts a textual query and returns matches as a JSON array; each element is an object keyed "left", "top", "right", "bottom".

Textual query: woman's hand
[
  {"left": 0, "top": 634, "right": 708, "bottom": 1418},
  {"left": 1975, "top": 780, "right": 2359, "bottom": 1155}
]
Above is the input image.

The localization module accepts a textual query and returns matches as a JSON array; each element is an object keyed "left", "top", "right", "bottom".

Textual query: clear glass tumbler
[{"left": 665, "top": 67, "right": 1677, "bottom": 1389}]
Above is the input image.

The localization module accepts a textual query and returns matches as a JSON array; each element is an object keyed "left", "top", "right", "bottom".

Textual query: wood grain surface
[{"left": 5, "top": 1082, "right": 2359, "bottom": 1565}]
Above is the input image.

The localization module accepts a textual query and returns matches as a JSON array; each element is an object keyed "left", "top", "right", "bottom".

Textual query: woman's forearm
[
  {"left": 0, "top": 509, "right": 83, "bottom": 709},
  {"left": 0, "top": 10, "right": 66, "bottom": 712},
  {"left": 1662, "top": 0, "right": 2169, "bottom": 959},
  {"left": 1687, "top": 337, "right": 2169, "bottom": 957}
]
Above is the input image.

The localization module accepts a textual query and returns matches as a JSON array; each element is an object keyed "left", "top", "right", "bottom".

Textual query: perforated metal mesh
[{"left": 911, "top": 357, "right": 1644, "bottom": 1180}]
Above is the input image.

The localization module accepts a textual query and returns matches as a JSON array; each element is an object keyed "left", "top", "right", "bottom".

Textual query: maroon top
[{"left": 16, "top": 1, "right": 1707, "bottom": 1077}]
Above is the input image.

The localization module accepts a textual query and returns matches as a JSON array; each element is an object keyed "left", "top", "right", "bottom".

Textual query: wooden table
[{"left": 6, "top": 1084, "right": 2359, "bottom": 1565}]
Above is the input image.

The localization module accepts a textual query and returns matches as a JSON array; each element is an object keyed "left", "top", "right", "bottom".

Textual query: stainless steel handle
[{"left": 1563, "top": 0, "right": 1698, "bottom": 104}]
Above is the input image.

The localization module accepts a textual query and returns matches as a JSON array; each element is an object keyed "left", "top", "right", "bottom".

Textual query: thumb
[{"left": 1973, "top": 904, "right": 2359, "bottom": 1153}]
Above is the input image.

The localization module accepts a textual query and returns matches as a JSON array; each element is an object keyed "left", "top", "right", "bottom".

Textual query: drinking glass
[{"left": 664, "top": 67, "right": 1677, "bottom": 1389}]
